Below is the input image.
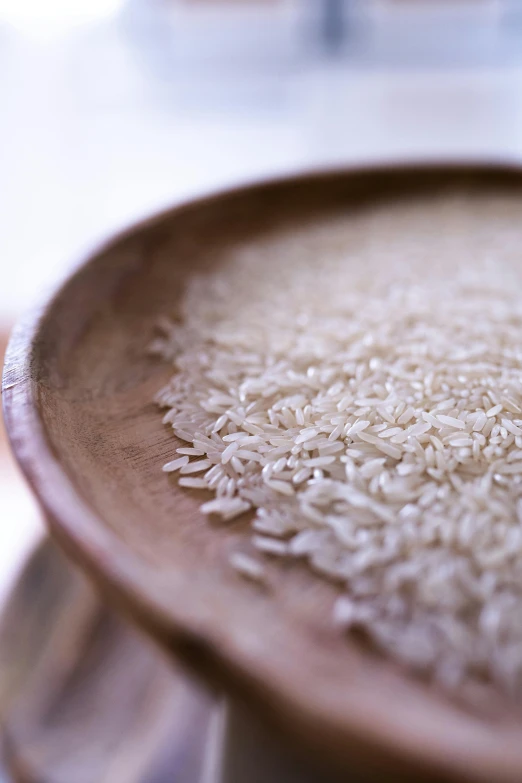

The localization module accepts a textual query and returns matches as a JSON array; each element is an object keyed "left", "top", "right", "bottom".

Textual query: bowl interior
[{"left": 8, "top": 166, "right": 522, "bottom": 783}]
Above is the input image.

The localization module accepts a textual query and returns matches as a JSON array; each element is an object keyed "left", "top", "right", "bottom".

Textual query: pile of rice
[{"left": 152, "top": 193, "right": 522, "bottom": 696}]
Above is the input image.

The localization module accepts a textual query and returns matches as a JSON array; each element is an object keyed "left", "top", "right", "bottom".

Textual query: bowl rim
[{"left": 5, "top": 159, "right": 522, "bottom": 783}]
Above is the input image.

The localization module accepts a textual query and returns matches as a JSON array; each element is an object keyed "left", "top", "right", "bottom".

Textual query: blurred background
[{"left": 2, "top": 0, "right": 522, "bottom": 775}]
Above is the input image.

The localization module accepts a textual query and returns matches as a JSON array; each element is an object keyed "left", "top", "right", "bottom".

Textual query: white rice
[
  {"left": 153, "top": 191, "right": 522, "bottom": 698},
  {"left": 229, "top": 552, "right": 265, "bottom": 582}
]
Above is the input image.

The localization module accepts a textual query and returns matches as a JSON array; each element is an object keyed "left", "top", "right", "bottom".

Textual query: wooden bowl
[{"left": 5, "top": 163, "right": 522, "bottom": 783}]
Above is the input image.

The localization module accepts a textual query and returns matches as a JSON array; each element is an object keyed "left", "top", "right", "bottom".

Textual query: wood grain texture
[
  {"left": 0, "top": 540, "right": 214, "bottom": 783},
  {"left": 5, "top": 164, "right": 522, "bottom": 783},
  {"left": 0, "top": 329, "right": 42, "bottom": 607}
]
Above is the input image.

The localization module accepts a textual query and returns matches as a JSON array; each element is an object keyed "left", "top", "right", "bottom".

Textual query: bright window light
[{"left": 0, "top": 0, "right": 124, "bottom": 36}]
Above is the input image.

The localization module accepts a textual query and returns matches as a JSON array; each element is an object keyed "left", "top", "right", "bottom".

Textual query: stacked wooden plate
[{"left": 0, "top": 540, "right": 215, "bottom": 783}]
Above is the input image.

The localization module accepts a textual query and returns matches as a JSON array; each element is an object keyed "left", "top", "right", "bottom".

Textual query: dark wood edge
[{"left": 5, "top": 161, "right": 522, "bottom": 783}]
